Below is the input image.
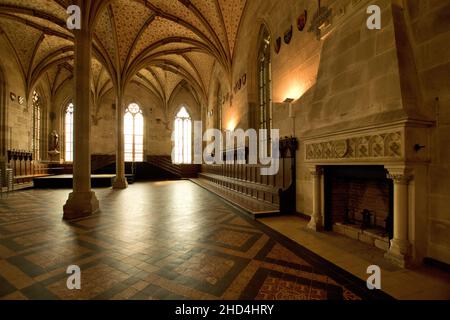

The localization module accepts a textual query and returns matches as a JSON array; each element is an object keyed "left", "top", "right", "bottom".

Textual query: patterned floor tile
[{"left": 0, "top": 181, "right": 393, "bottom": 300}]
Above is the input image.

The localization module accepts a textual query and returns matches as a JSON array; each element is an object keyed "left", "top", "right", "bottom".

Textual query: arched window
[
  {"left": 216, "top": 86, "right": 222, "bottom": 131},
  {"left": 124, "top": 103, "right": 144, "bottom": 162},
  {"left": 32, "top": 90, "right": 41, "bottom": 161},
  {"left": 65, "top": 103, "right": 74, "bottom": 162},
  {"left": 174, "top": 106, "right": 192, "bottom": 164},
  {"left": 258, "top": 26, "right": 272, "bottom": 139}
]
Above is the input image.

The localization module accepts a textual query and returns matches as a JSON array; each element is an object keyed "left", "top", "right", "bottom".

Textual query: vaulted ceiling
[{"left": 0, "top": 0, "right": 247, "bottom": 107}]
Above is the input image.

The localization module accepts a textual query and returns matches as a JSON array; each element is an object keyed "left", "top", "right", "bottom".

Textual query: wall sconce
[
  {"left": 284, "top": 98, "right": 295, "bottom": 136},
  {"left": 284, "top": 98, "right": 295, "bottom": 118}
]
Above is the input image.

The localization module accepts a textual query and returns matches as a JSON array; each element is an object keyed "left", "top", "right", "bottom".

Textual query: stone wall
[
  {"left": 404, "top": 0, "right": 450, "bottom": 264},
  {"left": 229, "top": 0, "right": 401, "bottom": 215},
  {"left": 49, "top": 80, "right": 201, "bottom": 159},
  {"left": 219, "top": 0, "right": 449, "bottom": 264},
  {"left": 0, "top": 0, "right": 448, "bottom": 265},
  {"left": 0, "top": 36, "right": 32, "bottom": 153}
]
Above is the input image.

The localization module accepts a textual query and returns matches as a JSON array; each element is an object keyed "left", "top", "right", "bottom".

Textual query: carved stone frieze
[{"left": 305, "top": 132, "right": 402, "bottom": 161}]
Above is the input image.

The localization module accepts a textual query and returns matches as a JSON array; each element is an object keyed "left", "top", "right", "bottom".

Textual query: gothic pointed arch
[
  {"left": 64, "top": 101, "right": 74, "bottom": 162},
  {"left": 247, "top": 22, "right": 273, "bottom": 131},
  {"left": 173, "top": 106, "right": 192, "bottom": 164},
  {"left": 256, "top": 23, "right": 272, "bottom": 134},
  {"left": 124, "top": 102, "right": 144, "bottom": 162}
]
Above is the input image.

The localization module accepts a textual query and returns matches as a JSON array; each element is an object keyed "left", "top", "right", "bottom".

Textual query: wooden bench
[
  {"left": 192, "top": 138, "right": 298, "bottom": 217},
  {"left": 7, "top": 150, "right": 56, "bottom": 187},
  {"left": 199, "top": 171, "right": 280, "bottom": 204}
]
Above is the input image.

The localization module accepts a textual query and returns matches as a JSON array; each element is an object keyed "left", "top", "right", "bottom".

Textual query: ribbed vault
[{"left": 0, "top": 0, "right": 247, "bottom": 107}]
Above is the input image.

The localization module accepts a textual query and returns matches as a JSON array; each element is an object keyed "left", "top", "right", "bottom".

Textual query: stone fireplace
[
  {"left": 302, "top": 121, "right": 432, "bottom": 268},
  {"left": 323, "top": 166, "right": 393, "bottom": 250}
]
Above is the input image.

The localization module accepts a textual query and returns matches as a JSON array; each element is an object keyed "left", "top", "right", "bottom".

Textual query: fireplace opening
[{"left": 324, "top": 166, "right": 393, "bottom": 248}]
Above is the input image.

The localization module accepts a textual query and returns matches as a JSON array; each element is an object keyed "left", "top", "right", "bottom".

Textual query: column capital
[
  {"left": 307, "top": 165, "right": 324, "bottom": 178},
  {"left": 386, "top": 166, "right": 413, "bottom": 184}
]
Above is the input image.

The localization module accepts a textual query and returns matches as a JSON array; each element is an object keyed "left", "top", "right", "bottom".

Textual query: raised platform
[{"left": 33, "top": 174, "right": 132, "bottom": 189}]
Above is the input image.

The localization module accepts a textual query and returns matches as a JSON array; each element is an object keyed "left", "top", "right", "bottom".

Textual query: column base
[
  {"left": 63, "top": 191, "right": 99, "bottom": 220},
  {"left": 384, "top": 239, "right": 411, "bottom": 268},
  {"left": 307, "top": 216, "right": 322, "bottom": 231},
  {"left": 112, "top": 177, "right": 128, "bottom": 189}
]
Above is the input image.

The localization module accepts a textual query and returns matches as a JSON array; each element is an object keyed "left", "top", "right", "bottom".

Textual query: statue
[
  {"left": 50, "top": 130, "right": 60, "bottom": 152},
  {"left": 48, "top": 130, "right": 61, "bottom": 161}
]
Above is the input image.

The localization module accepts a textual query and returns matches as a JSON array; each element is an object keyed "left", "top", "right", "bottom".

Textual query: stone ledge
[{"left": 334, "top": 222, "right": 390, "bottom": 251}]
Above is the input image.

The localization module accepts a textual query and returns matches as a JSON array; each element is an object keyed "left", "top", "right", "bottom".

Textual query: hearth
[{"left": 324, "top": 166, "right": 394, "bottom": 245}]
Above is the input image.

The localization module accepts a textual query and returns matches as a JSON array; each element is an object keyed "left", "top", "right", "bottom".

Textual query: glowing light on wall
[
  {"left": 226, "top": 119, "right": 236, "bottom": 131},
  {"left": 283, "top": 80, "right": 304, "bottom": 103}
]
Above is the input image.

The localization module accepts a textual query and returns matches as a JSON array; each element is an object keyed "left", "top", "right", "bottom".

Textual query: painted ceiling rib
[{"left": 0, "top": 0, "right": 248, "bottom": 103}]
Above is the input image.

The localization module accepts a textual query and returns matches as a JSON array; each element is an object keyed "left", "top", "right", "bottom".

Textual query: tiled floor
[
  {"left": 0, "top": 181, "right": 392, "bottom": 300},
  {"left": 260, "top": 216, "right": 450, "bottom": 300}
]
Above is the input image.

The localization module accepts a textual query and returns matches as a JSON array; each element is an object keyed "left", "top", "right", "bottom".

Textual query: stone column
[
  {"left": 112, "top": 88, "right": 128, "bottom": 189},
  {"left": 307, "top": 166, "right": 323, "bottom": 231},
  {"left": 288, "top": 102, "right": 295, "bottom": 136},
  {"left": 63, "top": 27, "right": 99, "bottom": 219},
  {"left": 0, "top": 67, "right": 6, "bottom": 165},
  {"left": 385, "top": 167, "right": 413, "bottom": 267}
]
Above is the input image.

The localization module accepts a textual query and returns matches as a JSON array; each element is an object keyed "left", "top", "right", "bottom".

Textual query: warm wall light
[
  {"left": 281, "top": 79, "right": 305, "bottom": 103},
  {"left": 284, "top": 98, "right": 296, "bottom": 136},
  {"left": 226, "top": 119, "right": 236, "bottom": 131},
  {"left": 284, "top": 98, "right": 295, "bottom": 118}
]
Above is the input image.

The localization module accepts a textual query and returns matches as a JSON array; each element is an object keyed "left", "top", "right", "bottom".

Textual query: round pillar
[
  {"left": 63, "top": 27, "right": 99, "bottom": 219},
  {"left": 307, "top": 166, "right": 323, "bottom": 231},
  {"left": 385, "top": 167, "right": 413, "bottom": 267}
]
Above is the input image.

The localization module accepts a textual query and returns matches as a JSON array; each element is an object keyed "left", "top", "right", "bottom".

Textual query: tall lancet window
[
  {"left": 65, "top": 103, "right": 74, "bottom": 162},
  {"left": 124, "top": 103, "right": 144, "bottom": 162},
  {"left": 216, "top": 87, "right": 222, "bottom": 132},
  {"left": 258, "top": 26, "right": 272, "bottom": 140},
  {"left": 174, "top": 106, "right": 192, "bottom": 164},
  {"left": 32, "top": 90, "right": 41, "bottom": 161}
]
